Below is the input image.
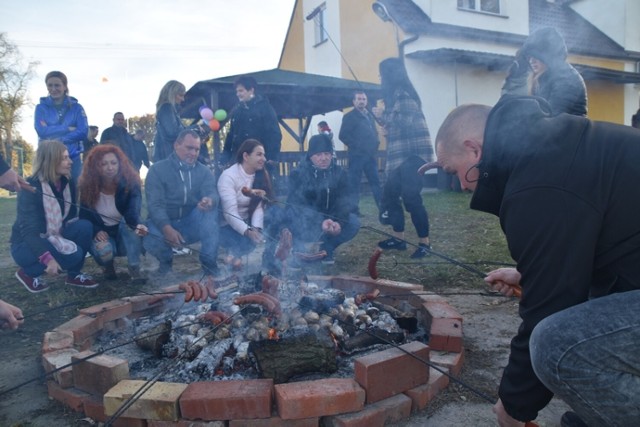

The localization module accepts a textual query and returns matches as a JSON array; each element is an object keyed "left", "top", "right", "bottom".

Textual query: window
[
  {"left": 457, "top": 0, "right": 500, "bottom": 14},
  {"left": 312, "top": 3, "right": 328, "bottom": 46}
]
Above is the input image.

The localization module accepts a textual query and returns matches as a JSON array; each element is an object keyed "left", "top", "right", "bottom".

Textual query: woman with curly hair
[{"left": 78, "top": 145, "right": 147, "bottom": 281}]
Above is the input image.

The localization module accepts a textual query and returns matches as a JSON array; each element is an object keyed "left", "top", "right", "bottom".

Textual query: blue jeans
[
  {"left": 143, "top": 207, "right": 219, "bottom": 275},
  {"left": 70, "top": 155, "right": 82, "bottom": 182},
  {"left": 219, "top": 225, "right": 255, "bottom": 257},
  {"left": 11, "top": 219, "right": 93, "bottom": 278},
  {"left": 348, "top": 152, "right": 382, "bottom": 210},
  {"left": 291, "top": 212, "right": 360, "bottom": 256},
  {"left": 530, "top": 290, "right": 640, "bottom": 426},
  {"left": 89, "top": 221, "right": 142, "bottom": 268}
]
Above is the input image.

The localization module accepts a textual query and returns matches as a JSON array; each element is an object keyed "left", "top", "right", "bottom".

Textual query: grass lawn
[{"left": 0, "top": 190, "right": 513, "bottom": 333}]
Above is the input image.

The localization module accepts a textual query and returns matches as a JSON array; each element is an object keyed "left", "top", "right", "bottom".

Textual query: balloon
[
  {"left": 214, "top": 109, "right": 227, "bottom": 121},
  {"left": 209, "top": 119, "right": 220, "bottom": 131},
  {"left": 200, "top": 107, "right": 214, "bottom": 121},
  {"left": 199, "top": 105, "right": 207, "bottom": 113}
]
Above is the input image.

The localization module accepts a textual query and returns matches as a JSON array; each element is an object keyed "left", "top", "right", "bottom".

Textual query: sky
[{"left": 3, "top": 0, "right": 297, "bottom": 147}]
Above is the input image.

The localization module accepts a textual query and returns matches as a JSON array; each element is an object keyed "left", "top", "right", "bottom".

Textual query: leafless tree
[{"left": 0, "top": 33, "right": 38, "bottom": 162}]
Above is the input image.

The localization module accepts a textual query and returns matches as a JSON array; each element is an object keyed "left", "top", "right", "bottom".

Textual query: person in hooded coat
[
  {"left": 434, "top": 97, "right": 640, "bottom": 427},
  {"left": 262, "top": 134, "right": 359, "bottom": 269},
  {"left": 502, "top": 27, "right": 587, "bottom": 117}
]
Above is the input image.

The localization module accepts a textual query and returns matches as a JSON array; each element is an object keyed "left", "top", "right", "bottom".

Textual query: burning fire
[{"left": 268, "top": 328, "right": 279, "bottom": 341}]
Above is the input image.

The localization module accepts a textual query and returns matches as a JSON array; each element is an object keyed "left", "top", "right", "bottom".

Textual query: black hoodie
[{"left": 472, "top": 96, "right": 640, "bottom": 421}]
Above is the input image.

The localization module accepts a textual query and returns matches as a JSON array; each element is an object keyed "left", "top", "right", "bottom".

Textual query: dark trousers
[
  {"left": 381, "top": 156, "right": 429, "bottom": 238},
  {"left": 11, "top": 219, "right": 93, "bottom": 278},
  {"left": 348, "top": 152, "right": 382, "bottom": 210}
]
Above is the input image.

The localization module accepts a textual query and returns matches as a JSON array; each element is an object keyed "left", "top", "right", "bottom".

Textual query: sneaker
[
  {"left": 561, "top": 412, "right": 588, "bottom": 427},
  {"left": 172, "top": 247, "right": 191, "bottom": 256},
  {"left": 66, "top": 273, "right": 99, "bottom": 288},
  {"left": 378, "top": 237, "right": 407, "bottom": 251},
  {"left": 410, "top": 243, "right": 431, "bottom": 259},
  {"left": 128, "top": 266, "right": 147, "bottom": 284},
  {"left": 379, "top": 210, "right": 391, "bottom": 225},
  {"left": 15, "top": 269, "right": 49, "bottom": 293},
  {"left": 321, "top": 254, "right": 335, "bottom": 265},
  {"left": 103, "top": 262, "right": 117, "bottom": 280}
]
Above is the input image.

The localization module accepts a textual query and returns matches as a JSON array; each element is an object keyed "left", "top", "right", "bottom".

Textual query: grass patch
[{"left": 0, "top": 190, "right": 512, "bottom": 351}]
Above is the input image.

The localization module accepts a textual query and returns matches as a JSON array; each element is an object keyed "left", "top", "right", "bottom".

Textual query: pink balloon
[{"left": 200, "top": 107, "right": 214, "bottom": 121}]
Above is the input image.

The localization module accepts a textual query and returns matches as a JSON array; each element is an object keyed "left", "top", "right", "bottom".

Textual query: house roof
[
  {"left": 182, "top": 68, "right": 382, "bottom": 121},
  {"left": 406, "top": 48, "right": 640, "bottom": 83},
  {"left": 378, "top": 0, "right": 637, "bottom": 61}
]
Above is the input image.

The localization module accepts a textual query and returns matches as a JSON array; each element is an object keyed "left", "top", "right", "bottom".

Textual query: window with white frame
[
  {"left": 312, "top": 3, "right": 328, "bottom": 46},
  {"left": 457, "top": 0, "right": 500, "bottom": 14}
]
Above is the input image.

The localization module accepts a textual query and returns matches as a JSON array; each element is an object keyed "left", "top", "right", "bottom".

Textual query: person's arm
[
  {"left": 338, "top": 113, "right": 356, "bottom": 147},
  {"left": 15, "top": 181, "right": 51, "bottom": 257},
  {"left": 121, "top": 183, "right": 143, "bottom": 229},
  {"left": 217, "top": 169, "right": 249, "bottom": 235},
  {"left": 497, "top": 188, "right": 597, "bottom": 422},
  {"left": 145, "top": 167, "right": 171, "bottom": 230},
  {"left": 156, "top": 104, "right": 185, "bottom": 148},
  {"left": 61, "top": 103, "right": 89, "bottom": 146},
  {"left": 34, "top": 103, "right": 71, "bottom": 139}
]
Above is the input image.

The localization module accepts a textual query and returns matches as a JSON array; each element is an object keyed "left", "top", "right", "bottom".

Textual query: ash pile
[{"left": 96, "top": 273, "right": 428, "bottom": 384}]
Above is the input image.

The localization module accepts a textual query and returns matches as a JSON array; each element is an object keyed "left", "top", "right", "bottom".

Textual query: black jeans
[{"left": 380, "top": 156, "right": 429, "bottom": 238}]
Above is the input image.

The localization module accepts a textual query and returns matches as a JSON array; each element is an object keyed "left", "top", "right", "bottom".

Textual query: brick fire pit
[{"left": 41, "top": 275, "right": 465, "bottom": 426}]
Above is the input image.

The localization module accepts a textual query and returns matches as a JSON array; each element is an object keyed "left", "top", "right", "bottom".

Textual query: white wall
[
  {"left": 303, "top": 0, "right": 343, "bottom": 77},
  {"left": 415, "top": 0, "right": 529, "bottom": 36}
]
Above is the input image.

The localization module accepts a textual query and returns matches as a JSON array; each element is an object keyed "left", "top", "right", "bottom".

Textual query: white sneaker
[{"left": 172, "top": 247, "right": 192, "bottom": 256}]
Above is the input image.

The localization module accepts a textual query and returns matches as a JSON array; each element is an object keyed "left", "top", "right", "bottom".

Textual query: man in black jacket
[
  {"left": 434, "top": 97, "right": 640, "bottom": 426},
  {"left": 101, "top": 112, "right": 137, "bottom": 167},
  {"left": 263, "top": 134, "right": 359, "bottom": 268},
  {"left": 339, "top": 91, "right": 382, "bottom": 213}
]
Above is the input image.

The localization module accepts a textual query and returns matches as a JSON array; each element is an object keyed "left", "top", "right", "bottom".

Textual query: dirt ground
[{"left": 0, "top": 270, "right": 570, "bottom": 426}]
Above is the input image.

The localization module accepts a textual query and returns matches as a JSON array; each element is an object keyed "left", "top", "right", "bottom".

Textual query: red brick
[
  {"left": 124, "top": 293, "right": 174, "bottom": 312},
  {"left": 180, "top": 379, "right": 273, "bottom": 420},
  {"left": 229, "top": 417, "right": 318, "bottom": 426},
  {"left": 79, "top": 299, "right": 132, "bottom": 323},
  {"left": 147, "top": 421, "right": 179, "bottom": 427},
  {"left": 354, "top": 341, "right": 430, "bottom": 404},
  {"left": 420, "top": 301, "right": 463, "bottom": 352},
  {"left": 72, "top": 350, "right": 129, "bottom": 395},
  {"left": 47, "top": 381, "right": 90, "bottom": 412},
  {"left": 83, "top": 396, "right": 107, "bottom": 422},
  {"left": 177, "top": 421, "right": 226, "bottom": 427},
  {"left": 323, "top": 393, "right": 412, "bottom": 427},
  {"left": 42, "top": 330, "right": 74, "bottom": 353},
  {"left": 53, "top": 314, "right": 102, "bottom": 344},
  {"left": 274, "top": 378, "right": 365, "bottom": 420},
  {"left": 108, "top": 417, "right": 148, "bottom": 427},
  {"left": 428, "top": 318, "right": 463, "bottom": 352},
  {"left": 430, "top": 349, "right": 465, "bottom": 376},
  {"left": 42, "top": 347, "right": 79, "bottom": 388},
  {"left": 407, "top": 291, "right": 446, "bottom": 308},
  {"left": 404, "top": 368, "right": 450, "bottom": 412}
]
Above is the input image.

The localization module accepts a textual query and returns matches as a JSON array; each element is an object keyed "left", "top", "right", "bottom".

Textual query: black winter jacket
[
  {"left": 339, "top": 108, "right": 380, "bottom": 157},
  {"left": 287, "top": 158, "right": 352, "bottom": 231},
  {"left": 223, "top": 95, "right": 281, "bottom": 165},
  {"left": 472, "top": 96, "right": 640, "bottom": 421}
]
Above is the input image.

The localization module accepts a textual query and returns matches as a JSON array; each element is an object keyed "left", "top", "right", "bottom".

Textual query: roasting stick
[
  {"left": 314, "top": 301, "right": 538, "bottom": 426},
  {"left": 105, "top": 306, "right": 249, "bottom": 426}
]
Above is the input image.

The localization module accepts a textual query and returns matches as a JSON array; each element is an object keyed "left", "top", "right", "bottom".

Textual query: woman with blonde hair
[
  {"left": 10, "top": 140, "right": 97, "bottom": 293},
  {"left": 153, "top": 80, "right": 206, "bottom": 162},
  {"left": 78, "top": 145, "right": 148, "bottom": 281}
]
